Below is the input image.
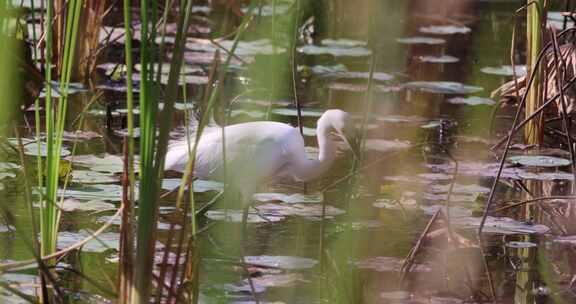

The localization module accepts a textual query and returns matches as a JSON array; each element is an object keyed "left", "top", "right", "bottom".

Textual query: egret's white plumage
[{"left": 164, "top": 109, "right": 353, "bottom": 199}]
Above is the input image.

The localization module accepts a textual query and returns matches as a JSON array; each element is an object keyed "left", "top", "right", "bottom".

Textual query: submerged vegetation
[{"left": 4, "top": 0, "right": 576, "bottom": 303}]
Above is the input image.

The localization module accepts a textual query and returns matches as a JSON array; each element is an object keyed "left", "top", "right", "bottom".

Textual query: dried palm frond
[{"left": 491, "top": 43, "right": 576, "bottom": 115}]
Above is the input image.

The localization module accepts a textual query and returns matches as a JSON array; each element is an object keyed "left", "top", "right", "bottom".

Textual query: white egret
[{"left": 164, "top": 109, "right": 356, "bottom": 201}]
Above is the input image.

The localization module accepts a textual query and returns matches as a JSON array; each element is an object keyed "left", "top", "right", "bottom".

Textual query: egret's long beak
[{"left": 336, "top": 127, "right": 361, "bottom": 160}]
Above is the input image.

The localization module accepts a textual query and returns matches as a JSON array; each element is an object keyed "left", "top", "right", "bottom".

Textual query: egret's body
[{"left": 165, "top": 109, "right": 352, "bottom": 200}]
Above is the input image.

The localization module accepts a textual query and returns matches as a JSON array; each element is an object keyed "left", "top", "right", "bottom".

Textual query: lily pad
[
  {"left": 452, "top": 216, "right": 550, "bottom": 235},
  {"left": 508, "top": 155, "right": 571, "bottom": 167},
  {"left": 57, "top": 230, "right": 119, "bottom": 253},
  {"left": 352, "top": 256, "right": 431, "bottom": 273},
  {"left": 255, "top": 203, "right": 346, "bottom": 218},
  {"left": 417, "top": 55, "right": 459, "bottom": 63},
  {"left": 404, "top": 81, "right": 483, "bottom": 94},
  {"left": 253, "top": 192, "right": 323, "bottom": 204},
  {"left": 244, "top": 255, "right": 318, "bottom": 270},
  {"left": 271, "top": 108, "right": 324, "bottom": 118},
  {"left": 397, "top": 37, "right": 446, "bottom": 45},
  {"left": 0, "top": 224, "right": 13, "bottom": 233},
  {"left": 447, "top": 96, "right": 495, "bottom": 106},
  {"left": 0, "top": 162, "right": 19, "bottom": 171},
  {"left": 0, "top": 172, "right": 16, "bottom": 180},
  {"left": 249, "top": 273, "right": 304, "bottom": 288},
  {"left": 364, "top": 139, "right": 411, "bottom": 153},
  {"left": 70, "top": 170, "right": 119, "bottom": 184},
  {"left": 205, "top": 209, "right": 285, "bottom": 223},
  {"left": 67, "top": 153, "right": 127, "bottom": 173},
  {"left": 8, "top": 139, "right": 71, "bottom": 157},
  {"left": 57, "top": 199, "right": 115, "bottom": 212},
  {"left": 480, "top": 65, "right": 527, "bottom": 76},
  {"left": 321, "top": 38, "right": 367, "bottom": 47},
  {"left": 373, "top": 198, "right": 418, "bottom": 211},
  {"left": 160, "top": 178, "right": 224, "bottom": 193},
  {"left": 298, "top": 44, "right": 371, "bottom": 57},
  {"left": 55, "top": 184, "right": 124, "bottom": 201},
  {"left": 419, "top": 25, "right": 471, "bottom": 35}
]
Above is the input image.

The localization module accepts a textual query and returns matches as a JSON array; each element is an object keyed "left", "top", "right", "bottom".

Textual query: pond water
[{"left": 2, "top": 0, "right": 576, "bottom": 303}]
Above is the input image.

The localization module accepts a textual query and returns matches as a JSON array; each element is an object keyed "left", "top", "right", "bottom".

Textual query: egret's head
[{"left": 319, "top": 109, "right": 359, "bottom": 158}]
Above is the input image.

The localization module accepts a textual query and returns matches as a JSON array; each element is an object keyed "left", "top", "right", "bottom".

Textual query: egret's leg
[{"left": 239, "top": 202, "right": 260, "bottom": 303}]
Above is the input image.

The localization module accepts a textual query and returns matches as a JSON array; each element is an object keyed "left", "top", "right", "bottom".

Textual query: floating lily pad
[
  {"left": 480, "top": 65, "right": 527, "bottom": 76},
  {"left": 271, "top": 108, "right": 324, "bottom": 118},
  {"left": 452, "top": 216, "right": 550, "bottom": 235},
  {"left": 244, "top": 255, "right": 318, "bottom": 270},
  {"left": 70, "top": 170, "right": 119, "bottom": 184},
  {"left": 97, "top": 215, "right": 178, "bottom": 230},
  {"left": 186, "top": 38, "right": 286, "bottom": 58},
  {"left": 298, "top": 44, "right": 371, "bottom": 57},
  {"left": 373, "top": 198, "right": 418, "bottom": 211},
  {"left": 205, "top": 209, "right": 285, "bottom": 223},
  {"left": 255, "top": 203, "right": 346, "bottom": 218},
  {"left": 39, "top": 81, "right": 88, "bottom": 98},
  {"left": 404, "top": 81, "right": 483, "bottom": 94},
  {"left": 327, "top": 82, "right": 402, "bottom": 93},
  {"left": 352, "top": 256, "right": 431, "bottom": 272},
  {"left": 0, "top": 224, "right": 13, "bottom": 233},
  {"left": 250, "top": 273, "right": 304, "bottom": 288},
  {"left": 506, "top": 241, "right": 538, "bottom": 249},
  {"left": 242, "top": 4, "right": 291, "bottom": 16},
  {"left": 0, "top": 172, "right": 16, "bottom": 180},
  {"left": 0, "top": 162, "right": 19, "bottom": 171},
  {"left": 421, "top": 205, "right": 473, "bottom": 217},
  {"left": 61, "top": 130, "right": 102, "bottom": 141},
  {"left": 397, "top": 37, "right": 446, "bottom": 45},
  {"left": 58, "top": 230, "right": 119, "bottom": 253},
  {"left": 160, "top": 178, "right": 224, "bottom": 193},
  {"left": 508, "top": 155, "right": 571, "bottom": 167},
  {"left": 253, "top": 192, "right": 323, "bottom": 204},
  {"left": 8, "top": 139, "right": 71, "bottom": 157},
  {"left": 68, "top": 153, "right": 127, "bottom": 173},
  {"left": 57, "top": 199, "right": 115, "bottom": 212},
  {"left": 417, "top": 55, "right": 459, "bottom": 63},
  {"left": 447, "top": 96, "right": 495, "bottom": 106},
  {"left": 380, "top": 291, "right": 412, "bottom": 302},
  {"left": 428, "top": 183, "right": 490, "bottom": 195},
  {"left": 364, "top": 139, "right": 411, "bottom": 153},
  {"left": 55, "top": 184, "right": 124, "bottom": 201},
  {"left": 419, "top": 25, "right": 471, "bottom": 35},
  {"left": 321, "top": 38, "right": 367, "bottom": 47}
]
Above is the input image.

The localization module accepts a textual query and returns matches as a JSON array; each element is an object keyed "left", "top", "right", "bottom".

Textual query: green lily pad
[
  {"left": 508, "top": 155, "right": 571, "bottom": 167},
  {"left": 70, "top": 170, "right": 119, "bottom": 184},
  {"left": 447, "top": 96, "right": 495, "bottom": 106},
  {"left": 452, "top": 216, "right": 550, "bottom": 235},
  {"left": 298, "top": 44, "right": 371, "bottom": 57},
  {"left": 417, "top": 55, "right": 459, "bottom": 63},
  {"left": 67, "top": 154, "right": 128, "bottom": 173},
  {"left": 404, "top": 81, "right": 483, "bottom": 94},
  {"left": 253, "top": 192, "right": 323, "bottom": 204},
  {"left": 480, "top": 65, "right": 527, "bottom": 76},
  {"left": 160, "top": 178, "right": 224, "bottom": 193},
  {"left": 205, "top": 208, "right": 285, "bottom": 223},
  {"left": 244, "top": 256, "right": 318, "bottom": 270},
  {"left": 57, "top": 199, "right": 115, "bottom": 212},
  {"left": 397, "top": 37, "right": 446, "bottom": 45},
  {"left": 271, "top": 108, "right": 324, "bottom": 118},
  {"left": 419, "top": 25, "right": 471, "bottom": 35}
]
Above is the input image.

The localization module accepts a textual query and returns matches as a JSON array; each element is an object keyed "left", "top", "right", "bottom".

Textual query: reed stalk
[
  {"left": 41, "top": 0, "right": 82, "bottom": 262},
  {"left": 131, "top": 0, "right": 195, "bottom": 302},
  {"left": 525, "top": 0, "right": 546, "bottom": 144}
]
